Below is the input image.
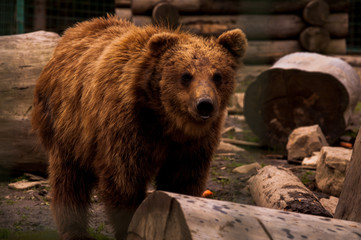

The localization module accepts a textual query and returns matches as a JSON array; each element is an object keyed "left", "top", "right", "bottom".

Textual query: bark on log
[
  {"left": 248, "top": 165, "right": 332, "bottom": 217},
  {"left": 131, "top": 0, "right": 349, "bottom": 15},
  {"left": 133, "top": 15, "right": 306, "bottom": 40},
  {"left": 323, "top": 13, "right": 348, "bottom": 38},
  {"left": 335, "top": 127, "right": 361, "bottom": 222},
  {"left": 127, "top": 191, "right": 361, "bottom": 239},
  {"left": 0, "top": 31, "right": 59, "bottom": 179},
  {"left": 244, "top": 52, "right": 361, "bottom": 148},
  {"left": 303, "top": 0, "right": 330, "bottom": 25},
  {"left": 299, "top": 27, "right": 331, "bottom": 52}
]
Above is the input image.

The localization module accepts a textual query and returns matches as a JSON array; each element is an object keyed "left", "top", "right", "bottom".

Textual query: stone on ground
[
  {"left": 287, "top": 125, "right": 328, "bottom": 163},
  {"left": 315, "top": 146, "right": 352, "bottom": 196},
  {"left": 320, "top": 196, "right": 339, "bottom": 216},
  {"left": 302, "top": 151, "right": 321, "bottom": 168}
]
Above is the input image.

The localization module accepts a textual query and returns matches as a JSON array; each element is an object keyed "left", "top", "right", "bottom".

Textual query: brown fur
[{"left": 32, "top": 16, "right": 247, "bottom": 240}]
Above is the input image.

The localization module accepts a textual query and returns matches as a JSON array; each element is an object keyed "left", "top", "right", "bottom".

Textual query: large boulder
[
  {"left": 315, "top": 146, "right": 352, "bottom": 196},
  {"left": 287, "top": 125, "right": 328, "bottom": 163}
]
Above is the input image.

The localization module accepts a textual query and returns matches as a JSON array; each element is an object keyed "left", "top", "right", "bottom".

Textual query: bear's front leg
[{"left": 98, "top": 167, "right": 147, "bottom": 240}]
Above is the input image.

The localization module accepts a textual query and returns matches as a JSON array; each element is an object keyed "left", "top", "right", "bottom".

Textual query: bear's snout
[{"left": 196, "top": 98, "right": 214, "bottom": 120}]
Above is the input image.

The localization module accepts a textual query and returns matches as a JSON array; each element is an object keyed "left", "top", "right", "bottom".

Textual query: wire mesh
[
  {"left": 0, "top": 0, "right": 114, "bottom": 36},
  {"left": 347, "top": 0, "right": 361, "bottom": 53}
]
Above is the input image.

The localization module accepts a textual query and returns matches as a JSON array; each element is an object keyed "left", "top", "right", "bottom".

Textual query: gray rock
[
  {"left": 287, "top": 125, "right": 328, "bottom": 163},
  {"left": 315, "top": 146, "right": 352, "bottom": 196}
]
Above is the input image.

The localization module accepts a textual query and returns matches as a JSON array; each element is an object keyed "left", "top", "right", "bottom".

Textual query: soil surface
[{"left": 1, "top": 63, "right": 360, "bottom": 240}]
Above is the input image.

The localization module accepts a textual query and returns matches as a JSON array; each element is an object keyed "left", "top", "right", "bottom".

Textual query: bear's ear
[
  {"left": 147, "top": 32, "right": 180, "bottom": 56},
  {"left": 217, "top": 29, "right": 247, "bottom": 59}
]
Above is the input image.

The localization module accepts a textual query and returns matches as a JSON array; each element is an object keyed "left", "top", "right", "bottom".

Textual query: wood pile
[{"left": 115, "top": 0, "right": 350, "bottom": 63}]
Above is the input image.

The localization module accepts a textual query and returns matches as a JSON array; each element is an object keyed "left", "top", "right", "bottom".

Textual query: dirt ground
[{"left": 1, "top": 63, "right": 360, "bottom": 240}]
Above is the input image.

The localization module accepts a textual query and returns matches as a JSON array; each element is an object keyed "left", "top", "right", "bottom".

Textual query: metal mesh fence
[
  {"left": 0, "top": 0, "right": 114, "bottom": 36},
  {"left": 348, "top": 0, "right": 361, "bottom": 53},
  {"left": 0, "top": 0, "right": 17, "bottom": 35}
]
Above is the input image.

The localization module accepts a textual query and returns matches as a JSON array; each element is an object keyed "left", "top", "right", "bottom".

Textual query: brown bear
[{"left": 32, "top": 16, "right": 247, "bottom": 240}]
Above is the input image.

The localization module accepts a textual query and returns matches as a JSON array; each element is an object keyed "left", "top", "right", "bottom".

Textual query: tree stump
[
  {"left": 0, "top": 31, "right": 59, "bottom": 179},
  {"left": 244, "top": 52, "right": 361, "bottom": 148},
  {"left": 335, "top": 127, "right": 361, "bottom": 222},
  {"left": 127, "top": 191, "right": 361, "bottom": 240}
]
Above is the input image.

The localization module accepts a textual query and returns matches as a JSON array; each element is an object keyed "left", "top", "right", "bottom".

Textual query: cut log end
[
  {"left": 303, "top": 0, "right": 330, "bottom": 25},
  {"left": 300, "top": 27, "right": 330, "bottom": 52}
]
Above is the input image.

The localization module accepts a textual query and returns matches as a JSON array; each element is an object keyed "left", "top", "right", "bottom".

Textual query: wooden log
[
  {"left": 115, "top": 0, "right": 131, "bottom": 8},
  {"left": 131, "top": 0, "right": 349, "bottom": 15},
  {"left": 115, "top": 8, "right": 132, "bottom": 20},
  {"left": 132, "top": 16, "right": 152, "bottom": 26},
  {"left": 335, "top": 127, "right": 361, "bottom": 222},
  {"left": 324, "top": 39, "right": 347, "bottom": 54},
  {"left": 127, "top": 191, "right": 361, "bottom": 239},
  {"left": 248, "top": 165, "right": 332, "bottom": 217},
  {"left": 221, "top": 138, "right": 263, "bottom": 147},
  {"left": 303, "top": 0, "right": 330, "bottom": 25},
  {"left": 245, "top": 40, "right": 302, "bottom": 64},
  {"left": 244, "top": 52, "right": 361, "bottom": 148},
  {"left": 182, "top": 15, "right": 306, "bottom": 39},
  {"left": 152, "top": 2, "right": 180, "bottom": 28},
  {"left": 323, "top": 13, "right": 348, "bottom": 38},
  {"left": 133, "top": 15, "right": 306, "bottom": 40},
  {"left": 0, "top": 31, "right": 59, "bottom": 179},
  {"left": 299, "top": 27, "right": 331, "bottom": 52},
  {"left": 33, "top": 0, "right": 46, "bottom": 31}
]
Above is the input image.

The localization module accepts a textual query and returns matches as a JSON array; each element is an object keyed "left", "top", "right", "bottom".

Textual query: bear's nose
[{"left": 197, "top": 98, "right": 214, "bottom": 120}]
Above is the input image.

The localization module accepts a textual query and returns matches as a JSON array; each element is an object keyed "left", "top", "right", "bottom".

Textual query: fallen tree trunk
[
  {"left": 248, "top": 165, "right": 332, "bottom": 217},
  {"left": 335, "top": 127, "right": 361, "bottom": 222},
  {"left": 0, "top": 31, "right": 59, "bottom": 179},
  {"left": 127, "top": 191, "right": 361, "bottom": 239},
  {"left": 131, "top": 0, "right": 349, "bottom": 14},
  {"left": 244, "top": 52, "right": 361, "bottom": 147}
]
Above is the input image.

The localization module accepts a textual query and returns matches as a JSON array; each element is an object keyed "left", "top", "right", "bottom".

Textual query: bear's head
[{"left": 146, "top": 29, "right": 247, "bottom": 139}]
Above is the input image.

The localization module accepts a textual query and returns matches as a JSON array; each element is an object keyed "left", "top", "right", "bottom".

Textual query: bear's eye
[
  {"left": 181, "top": 72, "right": 193, "bottom": 86},
  {"left": 212, "top": 72, "right": 222, "bottom": 85}
]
